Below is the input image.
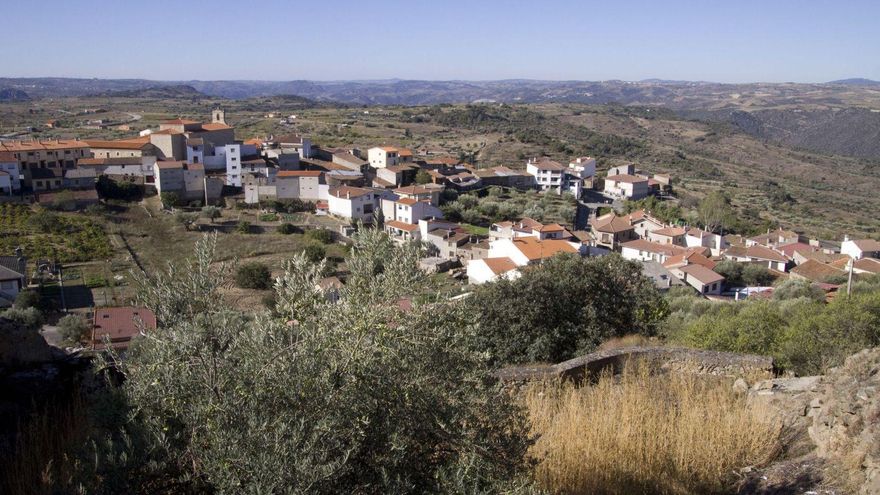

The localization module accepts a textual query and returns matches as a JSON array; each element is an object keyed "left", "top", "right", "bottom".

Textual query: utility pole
[{"left": 847, "top": 256, "right": 854, "bottom": 298}]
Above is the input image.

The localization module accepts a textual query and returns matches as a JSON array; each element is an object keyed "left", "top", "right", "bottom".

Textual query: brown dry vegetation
[{"left": 525, "top": 363, "right": 782, "bottom": 495}]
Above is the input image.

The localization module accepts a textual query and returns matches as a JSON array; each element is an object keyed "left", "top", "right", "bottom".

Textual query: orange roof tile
[
  {"left": 277, "top": 170, "right": 322, "bottom": 178},
  {"left": 482, "top": 257, "right": 519, "bottom": 276},
  {"left": 512, "top": 237, "right": 578, "bottom": 261}
]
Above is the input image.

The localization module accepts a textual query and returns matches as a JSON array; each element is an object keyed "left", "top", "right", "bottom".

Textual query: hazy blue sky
[{"left": 5, "top": 0, "right": 878, "bottom": 82}]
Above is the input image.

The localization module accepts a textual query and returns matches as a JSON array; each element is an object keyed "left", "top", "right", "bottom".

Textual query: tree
[
  {"left": 201, "top": 206, "right": 221, "bottom": 222},
  {"left": 58, "top": 314, "right": 91, "bottom": 346},
  {"left": 160, "top": 191, "right": 180, "bottom": 209},
  {"left": 76, "top": 232, "right": 534, "bottom": 493},
  {"left": 235, "top": 262, "right": 271, "bottom": 290},
  {"left": 174, "top": 211, "right": 198, "bottom": 231},
  {"left": 469, "top": 253, "right": 668, "bottom": 365},
  {"left": 14, "top": 289, "right": 41, "bottom": 310},
  {"left": 697, "top": 191, "right": 734, "bottom": 234},
  {"left": 302, "top": 243, "right": 326, "bottom": 263},
  {"left": 415, "top": 169, "right": 432, "bottom": 185},
  {"left": 741, "top": 263, "right": 774, "bottom": 286}
]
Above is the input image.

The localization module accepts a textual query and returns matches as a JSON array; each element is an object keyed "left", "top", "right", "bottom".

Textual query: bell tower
[{"left": 212, "top": 107, "right": 226, "bottom": 124}]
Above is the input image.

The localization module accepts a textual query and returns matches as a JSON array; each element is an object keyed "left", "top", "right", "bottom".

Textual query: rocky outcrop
[
  {"left": 496, "top": 346, "right": 774, "bottom": 384},
  {"left": 743, "top": 347, "right": 880, "bottom": 494},
  {"left": 808, "top": 348, "right": 880, "bottom": 494}
]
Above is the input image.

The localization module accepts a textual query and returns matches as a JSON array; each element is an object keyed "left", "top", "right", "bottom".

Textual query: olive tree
[{"left": 81, "top": 231, "right": 535, "bottom": 494}]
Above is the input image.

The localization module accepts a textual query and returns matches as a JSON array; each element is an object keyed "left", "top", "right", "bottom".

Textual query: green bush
[
  {"left": 58, "top": 314, "right": 91, "bottom": 346},
  {"left": 469, "top": 253, "right": 667, "bottom": 365},
  {"left": 14, "top": 290, "right": 41, "bottom": 310},
  {"left": 258, "top": 213, "right": 279, "bottom": 222},
  {"left": 235, "top": 262, "right": 271, "bottom": 290},
  {"left": 664, "top": 278, "right": 880, "bottom": 375},
  {"left": 160, "top": 192, "right": 180, "bottom": 209},
  {"left": 201, "top": 206, "right": 221, "bottom": 221},
  {"left": 302, "top": 243, "right": 326, "bottom": 263},
  {"left": 2, "top": 306, "right": 43, "bottom": 331}
]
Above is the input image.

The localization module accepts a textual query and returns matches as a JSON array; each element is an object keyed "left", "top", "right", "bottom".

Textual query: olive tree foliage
[
  {"left": 469, "top": 253, "right": 668, "bottom": 365},
  {"left": 82, "top": 230, "right": 536, "bottom": 494}
]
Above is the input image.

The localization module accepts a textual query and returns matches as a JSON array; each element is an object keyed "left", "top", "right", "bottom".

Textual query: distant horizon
[
  {"left": 4, "top": 0, "right": 879, "bottom": 83},
  {"left": 2, "top": 75, "right": 877, "bottom": 86}
]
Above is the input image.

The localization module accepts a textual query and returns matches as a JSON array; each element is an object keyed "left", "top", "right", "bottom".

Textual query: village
[{"left": 0, "top": 107, "right": 878, "bottom": 351}]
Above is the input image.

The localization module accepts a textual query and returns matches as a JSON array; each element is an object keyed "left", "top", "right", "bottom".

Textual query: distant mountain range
[
  {"left": 89, "top": 84, "right": 207, "bottom": 99},
  {"left": 827, "top": 78, "right": 880, "bottom": 87},
  {"left": 2, "top": 77, "right": 880, "bottom": 159},
  {"left": 0, "top": 77, "right": 876, "bottom": 105}
]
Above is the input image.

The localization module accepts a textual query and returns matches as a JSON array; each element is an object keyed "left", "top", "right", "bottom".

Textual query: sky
[{"left": 4, "top": 0, "right": 879, "bottom": 83}]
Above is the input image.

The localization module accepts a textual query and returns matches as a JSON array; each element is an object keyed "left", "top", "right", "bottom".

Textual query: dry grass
[{"left": 525, "top": 362, "right": 782, "bottom": 495}]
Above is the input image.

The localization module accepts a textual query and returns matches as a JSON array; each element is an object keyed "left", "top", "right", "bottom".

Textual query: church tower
[{"left": 212, "top": 107, "right": 226, "bottom": 124}]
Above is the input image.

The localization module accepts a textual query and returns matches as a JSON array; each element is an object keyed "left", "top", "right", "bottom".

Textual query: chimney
[{"left": 844, "top": 234, "right": 850, "bottom": 242}]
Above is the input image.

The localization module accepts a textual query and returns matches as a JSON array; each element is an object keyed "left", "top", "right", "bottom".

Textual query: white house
[
  {"left": 604, "top": 174, "right": 649, "bottom": 200},
  {"left": 568, "top": 156, "right": 596, "bottom": 179},
  {"left": 841, "top": 237, "right": 880, "bottom": 260},
  {"left": 467, "top": 257, "right": 521, "bottom": 285},
  {"left": 625, "top": 210, "right": 666, "bottom": 238},
  {"left": 722, "top": 245, "right": 789, "bottom": 271},
  {"left": 328, "top": 186, "right": 380, "bottom": 223},
  {"left": 685, "top": 227, "right": 726, "bottom": 256},
  {"left": 153, "top": 161, "right": 205, "bottom": 202},
  {"left": 382, "top": 197, "right": 443, "bottom": 225},
  {"left": 526, "top": 157, "right": 566, "bottom": 193},
  {"left": 647, "top": 226, "right": 688, "bottom": 246},
  {"left": 367, "top": 146, "right": 413, "bottom": 169},
  {"left": 669, "top": 264, "right": 725, "bottom": 295},
  {"left": 384, "top": 220, "right": 421, "bottom": 242},
  {"left": 0, "top": 152, "right": 21, "bottom": 192},
  {"left": 620, "top": 239, "right": 688, "bottom": 264},
  {"left": 486, "top": 237, "right": 580, "bottom": 267},
  {"left": 275, "top": 170, "right": 323, "bottom": 202}
]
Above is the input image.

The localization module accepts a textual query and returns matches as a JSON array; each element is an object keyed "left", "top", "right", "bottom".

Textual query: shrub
[
  {"left": 235, "top": 262, "right": 271, "bottom": 290},
  {"left": 235, "top": 220, "right": 252, "bottom": 234},
  {"left": 74, "top": 232, "right": 535, "bottom": 494},
  {"left": 258, "top": 213, "right": 278, "bottom": 222},
  {"left": 57, "top": 314, "right": 91, "bottom": 346},
  {"left": 415, "top": 169, "right": 432, "bottom": 184},
  {"left": 201, "top": 206, "right": 221, "bottom": 221},
  {"left": 469, "top": 254, "right": 667, "bottom": 365},
  {"left": 14, "top": 290, "right": 41, "bottom": 310},
  {"left": 741, "top": 264, "right": 774, "bottom": 286},
  {"left": 276, "top": 223, "right": 298, "bottom": 235},
  {"left": 526, "top": 363, "right": 781, "bottom": 494},
  {"left": 174, "top": 211, "right": 198, "bottom": 231},
  {"left": 160, "top": 192, "right": 180, "bottom": 209},
  {"left": 301, "top": 243, "right": 326, "bottom": 263},
  {"left": 773, "top": 278, "right": 825, "bottom": 302},
  {"left": 305, "top": 228, "right": 333, "bottom": 244},
  {"left": 84, "top": 276, "right": 109, "bottom": 288},
  {"left": 2, "top": 307, "right": 44, "bottom": 331}
]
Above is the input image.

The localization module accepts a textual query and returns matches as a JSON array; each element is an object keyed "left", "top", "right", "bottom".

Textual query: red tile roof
[
  {"left": 386, "top": 220, "right": 419, "bottom": 232},
  {"left": 277, "top": 170, "right": 322, "bottom": 178},
  {"left": 482, "top": 257, "right": 518, "bottom": 275},
  {"left": 512, "top": 237, "right": 578, "bottom": 261},
  {"left": 92, "top": 306, "right": 157, "bottom": 350}
]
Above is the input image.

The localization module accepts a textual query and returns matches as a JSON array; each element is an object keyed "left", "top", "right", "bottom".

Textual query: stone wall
[{"left": 495, "top": 346, "right": 774, "bottom": 385}]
